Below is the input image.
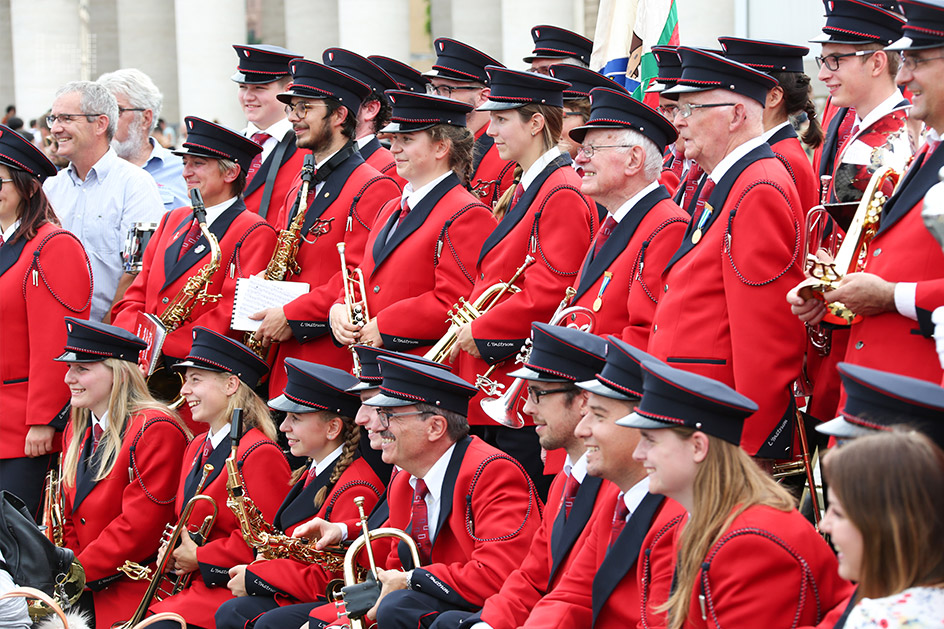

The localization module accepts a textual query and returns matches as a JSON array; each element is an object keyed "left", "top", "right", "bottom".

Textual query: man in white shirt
[{"left": 43, "top": 80, "right": 165, "bottom": 322}]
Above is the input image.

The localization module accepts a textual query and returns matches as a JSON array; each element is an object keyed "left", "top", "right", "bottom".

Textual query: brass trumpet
[
  {"left": 424, "top": 255, "right": 536, "bottom": 365},
  {"left": 480, "top": 287, "right": 595, "bottom": 428},
  {"left": 114, "top": 465, "right": 218, "bottom": 628},
  {"left": 338, "top": 241, "right": 371, "bottom": 377}
]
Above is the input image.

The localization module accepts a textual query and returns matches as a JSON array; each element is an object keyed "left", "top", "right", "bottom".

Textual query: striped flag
[{"left": 591, "top": 0, "right": 680, "bottom": 105}]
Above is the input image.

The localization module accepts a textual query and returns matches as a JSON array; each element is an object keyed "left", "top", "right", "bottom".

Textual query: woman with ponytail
[
  {"left": 213, "top": 359, "right": 384, "bottom": 629},
  {"left": 623, "top": 359, "right": 853, "bottom": 629},
  {"left": 720, "top": 37, "right": 823, "bottom": 214},
  {"left": 56, "top": 318, "right": 189, "bottom": 627},
  {"left": 450, "top": 66, "right": 595, "bottom": 497}
]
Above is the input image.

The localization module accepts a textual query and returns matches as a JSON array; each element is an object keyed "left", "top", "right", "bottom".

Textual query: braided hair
[{"left": 285, "top": 411, "right": 361, "bottom": 513}]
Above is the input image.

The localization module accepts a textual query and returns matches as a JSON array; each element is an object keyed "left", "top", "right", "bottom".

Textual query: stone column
[
  {"left": 500, "top": 0, "right": 577, "bottom": 71},
  {"left": 89, "top": 0, "right": 119, "bottom": 77},
  {"left": 173, "top": 0, "right": 245, "bottom": 129},
  {"left": 430, "top": 0, "right": 503, "bottom": 62},
  {"left": 337, "top": 0, "right": 409, "bottom": 59},
  {"left": 115, "top": 0, "right": 180, "bottom": 126},
  {"left": 0, "top": 0, "right": 14, "bottom": 113},
  {"left": 284, "top": 0, "right": 338, "bottom": 60}
]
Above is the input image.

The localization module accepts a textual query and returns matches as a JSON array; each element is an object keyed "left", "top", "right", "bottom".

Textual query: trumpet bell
[{"left": 480, "top": 388, "right": 526, "bottom": 429}]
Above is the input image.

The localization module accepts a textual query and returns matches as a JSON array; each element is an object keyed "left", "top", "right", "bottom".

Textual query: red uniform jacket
[
  {"left": 270, "top": 145, "right": 399, "bottom": 395},
  {"left": 639, "top": 506, "right": 853, "bottom": 629},
  {"left": 469, "top": 126, "right": 517, "bottom": 209},
  {"left": 840, "top": 142, "right": 944, "bottom": 400},
  {"left": 112, "top": 199, "right": 277, "bottom": 363},
  {"left": 521, "top": 491, "right": 683, "bottom": 629},
  {"left": 61, "top": 410, "right": 189, "bottom": 627},
  {"left": 474, "top": 474, "right": 617, "bottom": 629},
  {"left": 383, "top": 436, "right": 543, "bottom": 610},
  {"left": 661, "top": 148, "right": 683, "bottom": 196},
  {"left": 769, "top": 124, "right": 819, "bottom": 215},
  {"left": 148, "top": 427, "right": 291, "bottom": 628},
  {"left": 342, "top": 172, "right": 495, "bottom": 353},
  {"left": 243, "top": 455, "right": 384, "bottom": 604},
  {"left": 571, "top": 186, "right": 688, "bottom": 348},
  {"left": 456, "top": 154, "right": 596, "bottom": 426},
  {"left": 244, "top": 130, "right": 308, "bottom": 226},
  {"left": 360, "top": 136, "right": 407, "bottom": 190},
  {"left": 0, "top": 224, "right": 91, "bottom": 460},
  {"left": 649, "top": 144, "right": 806, "bottom": 457}
]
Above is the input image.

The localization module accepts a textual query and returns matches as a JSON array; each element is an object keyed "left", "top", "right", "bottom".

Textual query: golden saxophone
[
  {"left": 244, "top": 155, "right": 334, "bottom": 357},
  {"left": 114, "top": 464, "right": 218, "bottom": 628},
  {"left": 338, "top": 241, "right": 371, "bottom": 377},
  {"left": 424, "top": 255, "right": 536, "bottom": 368},
  {"left": 223, "top": 409, "right": 348, "bottom": 570},
  {"left": 798, "top": 166, "right": 901, "bottom": 326},
  {"left": 147, "top": 189, "right": 223, "bottom": 408},
  {"left": 331, "top": 496, "right": 421, "bottom": 629}
]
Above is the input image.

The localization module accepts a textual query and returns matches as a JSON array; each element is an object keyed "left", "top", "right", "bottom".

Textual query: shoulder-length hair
[{"left": 4, "top": 166, "right": 58, "bottom": 244}]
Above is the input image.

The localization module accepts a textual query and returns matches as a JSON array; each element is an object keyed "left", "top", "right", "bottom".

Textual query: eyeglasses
[
  {"left": 676, "top": 102, "right": 736, "bottom": 119},
  {"left": 376, "top": 409, "right": 434, "bottom": 429},
  {"left": 284, "top": 101, "right": 329, "bottom": 118},
  {"left": 814, "top": 50, "right": 877, "bottom": 71},
  {"left": 526, "top": 386, "right": 573, "bottom": 404},
  {"left": 577, "top": 144, "right": 634, "bottom": 158},
  {"left": 118, "top": 107, "right": 147, "bottom": 115},
  {"left": 899, "top": 53, "right": 944, "bottom": 71},
  {"left": 425, "top": 84, "right": 483, "bottom": 98},
  {"left": 45, "top": 113, "right": 104, "bottom": 126},
  {"left": 0, "top": 178, "right": 13, "bottom": 191},
  {"left": 658, "top": 104, "right": 679, "bottom": 118}
]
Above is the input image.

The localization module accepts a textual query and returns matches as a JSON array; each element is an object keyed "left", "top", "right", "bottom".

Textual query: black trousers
[
  {"left": 0, "top": 454, "right": 54, "bottom": 520},
  {"left": 215, "top": 596, "right": 320, "bottom": 629}
]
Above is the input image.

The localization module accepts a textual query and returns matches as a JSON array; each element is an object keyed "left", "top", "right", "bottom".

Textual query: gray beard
[{"left": 112, "top": 122, "right": 149, "bottom": 161}]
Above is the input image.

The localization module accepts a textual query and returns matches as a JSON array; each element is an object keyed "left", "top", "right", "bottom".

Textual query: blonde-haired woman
[
  {"left": 146, "top": 327, "right": 290, "bottom": 629},
  {"left": 623, "top": 359, "right": 853, "bottom": 629},
  {"left": 820, "top": 430, "right": 944, "bottom": 628},
  {"left": 56, "top": 317, "right": 189, "bottom": 628}
]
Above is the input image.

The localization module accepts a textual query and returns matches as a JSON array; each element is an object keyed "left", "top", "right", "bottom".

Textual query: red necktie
[
  {"left": 177, "top": 220, "right": 202, "bottom": 260},
  {"left": 200, "top": 437, "right": 213, "bottom": 466},
  {"left": 561, "top": 472, "right": 580, "bottom": 519},
  {"left": 608, "top": 498, "right": 630, "bottom": 548},
  {"left": 412, "top": 479, "right": 432, "bottom": 564},
  {"left": 510, "top": 183, "right": 525, "bottom": 208},
  {"left": 692, "top": 178, "right": 716, "bottom": 226},
  {"left": 399, "top": 197, "right": 411, "bottom": 222},
  {"left": 680, "top": 163, "right": 705, "bottom": 211},
  {"left": 303, "top": 466, "right": 318, "bottom": 488},
  {"left": 669, "top": 150, "right": 685, "bottom": 180},
  {"left": 0, "top": 235, "right": 5, "bottom": 247},
  {"left": 92, "top": 424, "right": 104, "bottom": 452},
  {"left": 246, "top": 131, "right": 271, "bottom": 184},
  {"left": 592, "top": 216, "right": 618, "bottom": 257}
]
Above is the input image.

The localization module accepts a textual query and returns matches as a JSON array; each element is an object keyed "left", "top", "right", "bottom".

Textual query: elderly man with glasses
[{"left": 43, "top": 80, "right": 164, "bottom": 323}]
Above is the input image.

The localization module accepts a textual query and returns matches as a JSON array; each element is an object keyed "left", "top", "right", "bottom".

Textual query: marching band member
[
  {"left": 146, "top": 327, "right": 290, "bottom": 629},
  {"left": 648, "top": 46, "right": 691, "bottom": 201},
  {"left": 789, "top": 0, "right": 944, "bottom": 407},
  {"left": 516, "top": 340, "right": 684, "bottom": 628},
  {"left": 622, "top": 361, "right": 853, "bottom": 629},
  {"left": 649, "top": 48, "right": 806, "bottom": 461},
  {"left": 424, "top": 39, "right": 515, "bottom": 209},
  {"left": 0, "top": 125, "right": 92, "bottom": 518},
  {"left": 231, "top": 44, "right": 306, "bottom": 225},
  {"left": 56, "top": 318, "right": 189, "bottom": 627},
  {"left": 719, "top": 37, "right": 823, "bottom": 213},
  {"left": 522, "top": 25, "right": 593, "bottom": 75},
  {"left": 434, "top": 323, "right": 612, "bottom": 629},
  {"left": 450, "top": 66, "right": 596, "bottom": 494},
  {"left": 111, "top": 117, "right": 278, "bottom": 426},
  {"left": 328, "top": 90, "right": 495, "bottom": 355},
  {"left": 811, "top": 0, "right": 910, "bottom": 205},
  {"left": 294, "top": 356, "right": 542, "bottom": 628},
  {"left": 567, "top": 87, "right": 689, "bottom": 346},
  {"left": 214, "top": 359, "right": 384, "bottom": 629},
  {"left": 322, "top": 48, "right": 404, "bottom": 187},
  {"left": 368, "top": 55, "right": 430, "bottom": 94},
  {"left": 819, "top": 431, "right": 944, "bottom": 628},
  {"left": 250, "top": 59, "right": 399, "bottom": 391}
]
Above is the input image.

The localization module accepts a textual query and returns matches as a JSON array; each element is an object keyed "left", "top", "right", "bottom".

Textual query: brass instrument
[
  {"left": 147, "top": 189, "right": 223, "bottom": 409},
  {"left": 333, "top": 496, "right": 421, "bottom": 629},
  {"left": 224, "top": 408, "right": 349, "bottom": 569},
  {"left": 798, "top": 166, "right": 900, "bottom": 326},
  {"left": 114, "top": 464, "right": 218, "bottom": 628},
  {"left": 338, "top": 241, "right": 371, "bottom": 377},
  {"left": 244, "top": 155, "right": 334, "bottom": 357},
  {"left": 424, "top": 255, "right": 536, "bottom": 368},
  {"left": 481, "top": 287, "right": 595, "bottom": 428},
  {"left": 42, "top": 455, "right": 65, "bottom": 547}
]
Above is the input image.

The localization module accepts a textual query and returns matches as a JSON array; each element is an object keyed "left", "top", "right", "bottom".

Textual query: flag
[{"left": 591, "top": 0, "right": 680, "bottom": 106}]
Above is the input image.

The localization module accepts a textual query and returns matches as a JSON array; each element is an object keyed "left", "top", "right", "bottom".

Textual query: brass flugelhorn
[
  {"left": 332, "top": 496, "right": 421, "bottom": 629},
  {"left": 338, "top": 241, "right": 371, "bottom": 377},
  {"left": 114, "top": 464, "right": 218, "bottom": 628},
  {"left": 424, "top": 255, "right": 536, "bottom": 365},
  {"left": 480, "top": 287, "right": 595, "bottom": 428}
]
